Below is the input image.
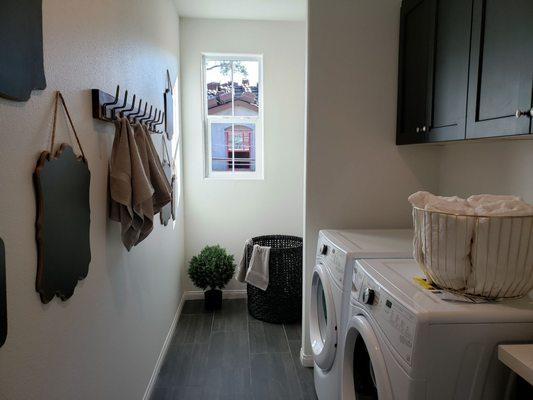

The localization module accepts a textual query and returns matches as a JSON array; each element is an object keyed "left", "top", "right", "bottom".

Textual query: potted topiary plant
[{"left": 188, "top": 245, "right": 236, "bottom": 310}]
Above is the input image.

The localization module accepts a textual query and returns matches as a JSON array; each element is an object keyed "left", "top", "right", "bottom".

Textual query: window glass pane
[
  {"left": 206, "top": 60, "right": 233, "bottom": 116},
  {"left": 232, "top": 123, "right": 256, "bottom": 171},
  {"left": 233, "top": 60, "right": 259, "bottom": 117},
  {"left": 210, "top": 122, "right": 256, "bottom": 172},
  {"left": 210, "top": 122, "right": 232, "bottom": 171}
]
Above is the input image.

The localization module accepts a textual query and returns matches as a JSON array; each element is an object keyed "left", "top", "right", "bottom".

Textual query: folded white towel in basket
[
  {"left": 236, "top": 240, "right": 271, "bottom": 290},
  {"left": 409, "top": 191, "right": 475, "bottom": 215},
  {"left": 410, "top": 191, "right": 533, "bottom": 298},
  {"left": 467, "top": 194, "right": 533, "bottom": 216},
  {"left": 409, "top": 192, "right": 533, "bottom": 217}
]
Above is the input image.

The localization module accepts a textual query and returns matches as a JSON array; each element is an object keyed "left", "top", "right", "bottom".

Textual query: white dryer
[
  {"left": 311, "top": 230, "right": 414, "bottom": 400},
  {"left": 340, "top": 258, "right": 533, "bottom": 400}
]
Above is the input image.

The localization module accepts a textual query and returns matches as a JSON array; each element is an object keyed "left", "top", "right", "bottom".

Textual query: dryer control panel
[
  {"left": 355, "top": 264, "right": 417, "bottom": 366},
  {"left": 317, "top": 238, "right": 346, "bottom": 286}
]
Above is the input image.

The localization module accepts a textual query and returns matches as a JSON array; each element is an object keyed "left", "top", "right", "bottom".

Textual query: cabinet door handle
[
  {"left": 416, "top": 126, "right": 420, "bottom": 133},
  {"left": 515, "top": 109, "right": 533, "bottom": 118},
  {"left": 421, "top": 126, "right": 427, "bottom": 132}
]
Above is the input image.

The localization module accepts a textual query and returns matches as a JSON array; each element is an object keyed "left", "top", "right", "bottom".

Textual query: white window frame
[{"left": 202, "top": 53, "right": 264, "bottom": 180}]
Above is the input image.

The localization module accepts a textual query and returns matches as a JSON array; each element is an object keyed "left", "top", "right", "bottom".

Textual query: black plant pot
[{"left": 204, "top": 289, "right": 222, "bottom": 311}]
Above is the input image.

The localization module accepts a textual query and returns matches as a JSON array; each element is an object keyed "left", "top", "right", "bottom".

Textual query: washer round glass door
[
  {"left": 310, "top": 263, "right": 337, "bottom": 370},
  {"left": 342, "top": 315, "right": 392, "bottom": 399},
  {"left": 354, "top": 333, "right": 378, "bottom": 399}
]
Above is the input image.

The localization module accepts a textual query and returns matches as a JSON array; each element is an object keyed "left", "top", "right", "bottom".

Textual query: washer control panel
[{"left": 355, "top": 265, "right": 416, "bottom": 366}]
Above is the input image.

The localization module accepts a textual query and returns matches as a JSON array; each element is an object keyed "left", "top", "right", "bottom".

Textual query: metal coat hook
[
  {"left": 110, "top": 90, "right": 128, "bottom": 119},
  {"left": 139, "top": 105, "right": 153, "bottom": 125},
  {"left": 101, "top": 85, "right": 120, "bottom": 121},
  {"left": 150, "top": 109, "right": 161, "bottom": 130},
  {"left": 128, "top": 99, "right": 144, "bottom": 121},
  {"left": 154, "top": 111, "right": 165, "bottom": 133},
  {"left": 120, "top": 94, "right": 136, "bottom": 118}
]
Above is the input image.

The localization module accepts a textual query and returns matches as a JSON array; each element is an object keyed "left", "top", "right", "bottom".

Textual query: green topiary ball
[{"left": 188, "top": 245, "right": 236, "bottom": 290}]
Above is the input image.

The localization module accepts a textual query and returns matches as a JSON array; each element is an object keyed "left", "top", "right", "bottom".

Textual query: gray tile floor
[{"left": 151, "top": 299, "right": 317, "bottom": 400}]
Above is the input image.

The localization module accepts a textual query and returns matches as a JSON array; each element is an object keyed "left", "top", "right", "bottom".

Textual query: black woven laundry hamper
[{"left": 246, "top": 235, "right": 303, "bottom": 324}]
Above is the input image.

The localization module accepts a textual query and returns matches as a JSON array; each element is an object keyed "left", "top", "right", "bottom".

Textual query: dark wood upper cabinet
[
  {"left": 397, "top": 0, "right": 533, "bottom": 144},
  {"left": 397, "top": 0, "right": 433, "bottom": 145},
  {"left": 466, "top": 0, "right": 533, "bottom": 139},
  {"left": 427, "top": 0, "right": 472, "bottom": 142}
]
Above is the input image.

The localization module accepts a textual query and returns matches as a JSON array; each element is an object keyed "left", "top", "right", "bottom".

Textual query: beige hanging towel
[
  {"left": 109, "top": 117, "right": 153, "bottom": 250},
  {"left": 142, "top": 124, "right": 171, "bottom": 214},
  {"left": 132, "top": 123, "right": 156, "bottom": 245},
  {"left": 109, "top": 118, "right": 133, "bottom": 246}
]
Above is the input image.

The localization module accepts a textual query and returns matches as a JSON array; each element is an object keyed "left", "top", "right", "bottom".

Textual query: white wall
[
  {"left": 303, "top": 0, "right": 440, "bottom": 358},
  {"left": 438, "top": 140, "right": 533, "bottom": 202},
  {"left": 180, "top": 18, "right": 306, "bottom": 291},
  {"left": 0, "top": 1, "right": 184, "bottom": 399}
]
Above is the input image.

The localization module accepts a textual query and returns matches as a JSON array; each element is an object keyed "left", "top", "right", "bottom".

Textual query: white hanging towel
[
  {"left": 236, "top": 239, "right": 253, "bottom": 282},
  {"left": 246, "top": 244, "right": 270, "bottom": 291},
  {"left": 236, "top": 240, "right": 271, "bottom": 290}
]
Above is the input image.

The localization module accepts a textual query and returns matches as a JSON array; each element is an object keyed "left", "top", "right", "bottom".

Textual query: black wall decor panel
[
  {"left": 160, "top": 161, "right": 172, "bottom": 226},
  {"left": 164, "top": 70, "right": 174, "bottom": 140},
  {"left": 0, "top": 0, "right": 46, "bottom": 101},
  {"left": 164, "top": 89, "right": 174, "bottom": 141},
  {"left": 34, "top": 145, "right": 91, "bottom": 303},
  {"left": 0, "top": 238, "right": 6, "bottom": 348}
]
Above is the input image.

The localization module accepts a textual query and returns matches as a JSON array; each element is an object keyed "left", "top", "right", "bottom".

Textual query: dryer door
[
  {"left": 310, "top": 263, "right": 337, "bottom": 371},
  {"left": 341, "top": 315, "right": 393, "bottom": 400}
]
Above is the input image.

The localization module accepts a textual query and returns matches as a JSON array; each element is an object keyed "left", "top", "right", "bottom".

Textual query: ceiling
[{"left": 174, "top": 0, "right": 306, "bottom": 21}]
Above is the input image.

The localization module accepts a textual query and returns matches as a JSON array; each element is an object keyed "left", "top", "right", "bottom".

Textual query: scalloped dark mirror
[{"left": 34, "top": 145, "right": 91, "bottom": 303}]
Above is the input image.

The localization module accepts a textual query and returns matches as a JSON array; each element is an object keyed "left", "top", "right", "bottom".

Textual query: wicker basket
[
  {"left": 413, "top": 207, "right": 533, "bottom": 299},
  {"left": 246, "top": 235, "right": 303, "bottom": 323}
]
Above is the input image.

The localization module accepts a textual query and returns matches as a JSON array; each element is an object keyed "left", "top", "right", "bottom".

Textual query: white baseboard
[
  {"left": 300, "top": 347, "right": 314, "bottom": 368},
  {"left": 183, "top": 289, "right": 247, "bottom": 300},
  {"left": 142, "top": 288, "right": 247, "bottom": 399},
  {"left": 142, "top": 295, "right": 185, "bottom": 400}
]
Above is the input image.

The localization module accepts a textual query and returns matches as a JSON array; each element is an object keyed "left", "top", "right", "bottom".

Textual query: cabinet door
[
  {"left": 426, "top": 0, "right": 472, "bottom": 142},
  {"left": 396, "top": 0, "right": 433, "bottom": 145},
  {"left": 466, "top": 0, "right": 533, "bottom": 139}
]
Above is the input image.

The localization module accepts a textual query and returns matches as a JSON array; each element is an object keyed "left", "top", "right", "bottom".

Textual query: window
[{"left": 203, "top": 54, "right": 263, "bottom": 179}]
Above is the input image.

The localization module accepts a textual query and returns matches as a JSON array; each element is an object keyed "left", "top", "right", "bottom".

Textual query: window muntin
[{"left": 203, "top": 55, "right": 262, "bottom": 179}]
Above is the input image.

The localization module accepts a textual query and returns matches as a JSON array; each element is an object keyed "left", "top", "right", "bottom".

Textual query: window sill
[{"left": 204, "top": 174, "right": 264, "bottom": 181}]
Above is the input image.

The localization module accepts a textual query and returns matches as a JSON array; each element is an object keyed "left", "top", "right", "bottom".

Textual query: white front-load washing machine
[
  {"left": 311, "top": 230, "right": 414, "bottom": 400},
  {"left": 340, "top": 258, "right": 533, "bottom": 400}
]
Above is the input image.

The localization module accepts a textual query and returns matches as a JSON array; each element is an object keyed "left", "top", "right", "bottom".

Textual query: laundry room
[{"left": 1, "top": 0, "right": 533, "bottom": 399}]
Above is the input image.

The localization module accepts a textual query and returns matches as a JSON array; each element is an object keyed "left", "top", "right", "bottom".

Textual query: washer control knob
[
  {"left": 362, "top": 288, "right": 375, "bottom": 305},
  {"left": 320, "top": 244, "right": 328, "bottom": 255}
]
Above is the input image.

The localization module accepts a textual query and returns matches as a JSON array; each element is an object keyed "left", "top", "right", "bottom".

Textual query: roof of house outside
[{"left": 207, "top": 80, "right": 259, "bottom": 114}]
